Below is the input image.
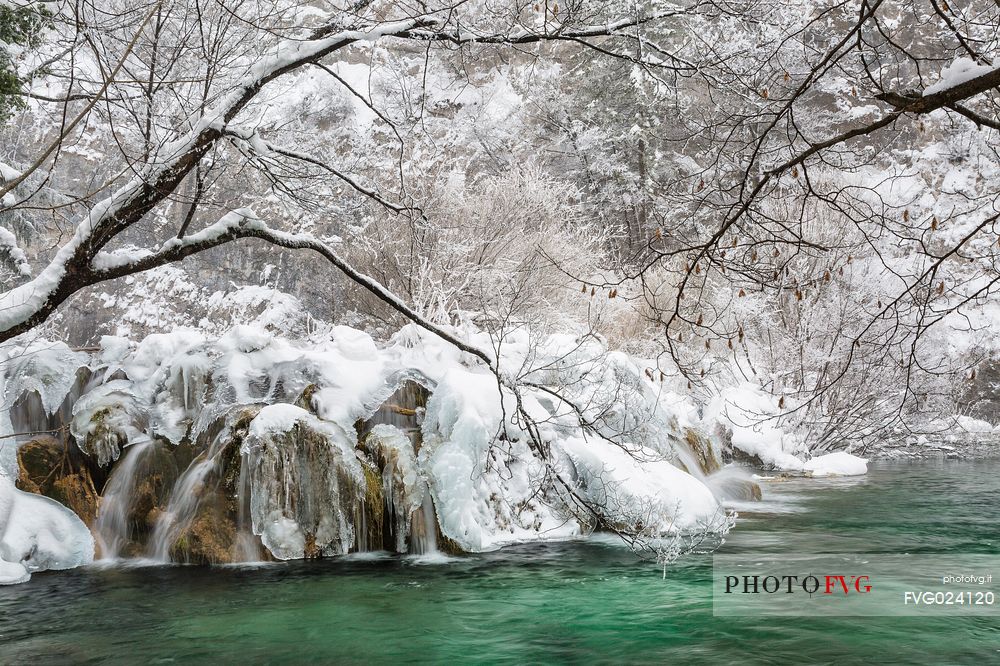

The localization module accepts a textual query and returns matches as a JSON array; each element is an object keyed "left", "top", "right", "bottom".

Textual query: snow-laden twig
[{"left": 0, "top": 227, "right": 31, "bottom": 278}]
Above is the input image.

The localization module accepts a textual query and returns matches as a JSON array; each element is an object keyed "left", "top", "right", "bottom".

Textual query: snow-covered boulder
[
  {"left": 0, "top": 474, "right": 94, "bottom": 584},
  {"left": 802, "top": 452, "right": 868, "bottom": 477}
]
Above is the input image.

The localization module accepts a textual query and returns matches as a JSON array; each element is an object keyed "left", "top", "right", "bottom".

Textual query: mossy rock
[
  {"left": 352, "top": 457, "right": 386, "bottom": 552},
  {"left": 51, "top": 473, "right": 99, "bottom": 526},
  {"left": 683, "top": 428, "right": 722, "bottom": 476},
  {"left": 437, "top": 532, "right": 465, "bottom": 556},
  {"left": 171, "top": 496, "right": 238, "bottom": 564},
  {"left": 17, "top": 436, "right": 100, "bottom": 528},
  {"left": 731, "top": 447, "right": 766, "bottom": 469},
  {"left": 295, "top": 384, "right": 320, "bottom": 414},
  {"left": 167, "top": 406, "right": 264, "bottom": 564},
  {"left": 16, "top": 435, "right": 63, "bottom": 494}
]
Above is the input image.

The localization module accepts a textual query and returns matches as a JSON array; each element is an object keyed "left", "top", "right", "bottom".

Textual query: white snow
[
  {"left": 0, "top": 474, "right": 94, "bottom": 584},
  {"left": 0, "top": 320, "right": 877, "bottom": 579},
  {"left": 956, "top": 415, "right": 994, "bottom": 433},
  {"left": 557, "top": 436, "right": 723, "bottom": 533},
  {"left": 802, "top": 451, "right": 869, "bottom": 477},
  {"left": 924, "top": 58, "right": 998, "bottom": 96},
  {"left": 0, "top": 227, "right": 31, "bottom": 277},
  {"left": 703, "top": 382, "right": 807, "bottom": 472}
]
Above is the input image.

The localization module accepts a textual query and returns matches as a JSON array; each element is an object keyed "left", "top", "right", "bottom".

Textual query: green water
[{"left": 1, "top": 459, "right": 997, "bottom": 664}]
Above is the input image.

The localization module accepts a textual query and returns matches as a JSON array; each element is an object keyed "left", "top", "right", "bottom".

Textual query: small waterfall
[
  {"left": 674, "top": 429, "right": 761, "bottom": 502},
  {"left": 94, "top": 439, "right": 153, "bottom": 559},
  {"left": 234, "top": 451, "right": 261, "bottom": 562},
  {"left": 705, "top": 465, "right": 763, "bottom": 502},
  {"left": 409, "top": 493, "right": 439, "bottom": 555},
  {"left": 148, "top": 435, "right": 226, "bottom": 562},
  {"left": 356, "top": 380, "right": 440, "bottom": 554},
  {"left": 354, "top": 502, "right": 373, "bottom": 552}
]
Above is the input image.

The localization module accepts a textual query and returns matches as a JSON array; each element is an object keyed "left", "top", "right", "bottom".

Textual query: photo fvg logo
[
  {"left": 715, "top": 555, "right": 998, "bottom": 616},
  {"left": 723, "top": 574, "right": 872, "bottom": 595}
]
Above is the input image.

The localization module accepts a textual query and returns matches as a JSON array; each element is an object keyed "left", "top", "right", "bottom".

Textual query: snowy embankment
[
  {"left": 0, "top": 324, "right": 865, "bottom": 582},
  {"left": 704, "top": 382, "right": 868, "bottom": 477}
]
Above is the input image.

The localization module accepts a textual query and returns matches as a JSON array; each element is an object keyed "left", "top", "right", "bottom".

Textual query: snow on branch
[
  {"left": 399, "top": 11, "right": 683, "bottom": 44},
  {"left": 0, "top": 227, "right": 31, "bottom": 278},
  {"left": 87, "top": 208, "right": 495, "bottom": 369}
]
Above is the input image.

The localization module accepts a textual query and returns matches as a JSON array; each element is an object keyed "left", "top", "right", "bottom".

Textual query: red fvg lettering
[{"left": 824, "top": 575, "right": 872, "bottom": 594}]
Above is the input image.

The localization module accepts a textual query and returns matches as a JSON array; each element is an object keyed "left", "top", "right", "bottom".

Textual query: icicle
[{"left": 234, "top": 451, "right": 261, "bottom": 562}]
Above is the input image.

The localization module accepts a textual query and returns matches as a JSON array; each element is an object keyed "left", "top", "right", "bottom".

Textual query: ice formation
[{"left": 0, "top": 322, "right": 798, "bottom": 581}]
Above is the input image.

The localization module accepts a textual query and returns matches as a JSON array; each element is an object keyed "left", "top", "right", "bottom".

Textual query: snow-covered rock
[
  {"left": 0, "top": 474, "right": 94, "bottom": 584},
  {"left": 802, "top": 452, "right": 869, "bottom": 477}
]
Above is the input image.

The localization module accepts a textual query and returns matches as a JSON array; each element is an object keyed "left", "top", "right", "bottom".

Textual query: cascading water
[
  {"left": 94, "top": 439, "right": 153, "bottom": 559},
  {"left": 704, "top": 465, "right": 763, "bottom": 502},
  {"left": 355, "top": 379, "right": 441, "bottom": 555},
  {"left": 409, "top": 493, "right": 439, "bottom": 556},
  {"left": 234, "top": 451, "right": 261, "bottom": 562},
  {"left": 672, "top": 429, "right": 762, "bottom": 502},
  {"left": 148, "top": 434, "right": 227, "bottom": 562}
]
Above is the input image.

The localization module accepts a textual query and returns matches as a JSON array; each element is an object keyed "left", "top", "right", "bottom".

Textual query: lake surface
[{"left": 1, "top": 458, "right": 997, "bottom": 664}]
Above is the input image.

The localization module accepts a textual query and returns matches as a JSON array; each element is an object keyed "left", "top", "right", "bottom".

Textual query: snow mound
[
  {"left": 557, "top": 436, "right": 722, "bottom": 533},
  {"left": 704, "top": 382, "right": 807, "bottom": 471},
  {"left": 0, "top": 475, "right": 94, "bottom": 584},
  {"left": 802, "top": 452, "right": 868, "bottom": 477}
]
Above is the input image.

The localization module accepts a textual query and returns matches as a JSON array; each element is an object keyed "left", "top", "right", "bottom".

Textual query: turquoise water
[{"left": 1, "top": 459, "right": 997, "bottom": 664}]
